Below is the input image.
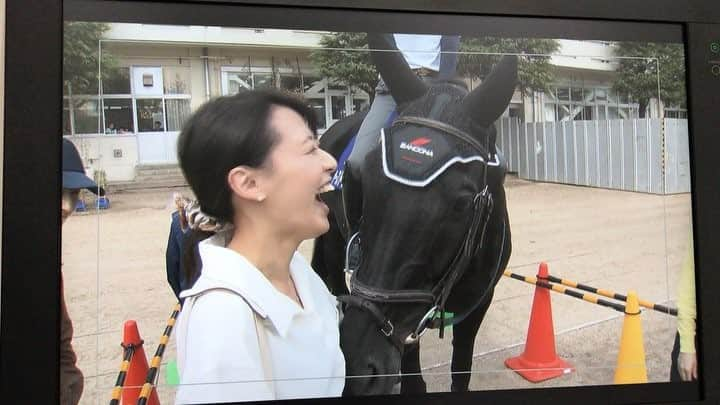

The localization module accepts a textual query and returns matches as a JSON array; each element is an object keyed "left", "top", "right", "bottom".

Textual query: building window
[
  {"left": 665, "top": 108, "right": 687, "bottom": 119},
  {"left": 62, "top": 64, "right": 191, "bottom": 136},
  {"left": 136, "top": 98, "right": 165, "bottom": 132},
  {"left": 253, "top": 73, "right": 274, "bottom": 89},
  {"left": 280, "top": 74, "right": 303, "bottom": 93},
  {"left": 103, "top": 98, "right": 134, "bottom": 134},
  {"left": 103, "top": 67, "right": 131, "bottom": 94},
  {"left": 302, "top": 75, "right": 322, "bottom": 94},
  {"left": 542, "top": 86, "right": 639, "bottom": 122},
  {"left": 165, "top": 99, "right": 192, "bottom": 131},
  {"left": 73, "top": 98, "right": 101, "bottom": 134},
  {"left": 309, "top": 98, "right": 327, "bottom": 130},
  {"left": 163, "top": 66, "right": 190, "bottom": 95},
  {"left": 353, "top": 98, "right": 369, "bottom": 114},
  {"left": 225, "top": 71, "right": 253, "bottom": 94},
  {"left": 221, "top": 66, "right": 369, "bottom": 132},
  {"left": 306, "top": 79, "right": 369, "bottom": 131},
  {"left": 222, "top": 68, "right": 278, "bottom": 94},
  {"left": 331, "top": 95, "right": 347, "bottom": 121}
]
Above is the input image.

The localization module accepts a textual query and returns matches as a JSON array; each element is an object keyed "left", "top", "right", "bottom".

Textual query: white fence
[{"left": 496, "top": 118, "right": 690, "bottom": 194}]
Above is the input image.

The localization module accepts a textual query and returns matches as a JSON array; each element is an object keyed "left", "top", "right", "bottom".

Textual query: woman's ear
[{"left": 227, "top": 166, "right": 265, "bottom": 202}]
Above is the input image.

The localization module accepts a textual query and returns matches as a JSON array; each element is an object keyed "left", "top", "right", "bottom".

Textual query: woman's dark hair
[{"left": 178, "top": 89, "right": 318, "bottom": 286}]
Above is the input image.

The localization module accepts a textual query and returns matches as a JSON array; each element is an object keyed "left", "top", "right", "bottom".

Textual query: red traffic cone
[
  {"left": 121, "top": 320, "right": 160, "bottom": 405},
  {"left": 505, "top": 262, "right": 574, "bottom": 382}
]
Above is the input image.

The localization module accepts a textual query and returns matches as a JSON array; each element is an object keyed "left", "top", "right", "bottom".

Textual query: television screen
[
  {"left": 3, "top": 1, "right": 720, "bottom": 405},
  {"left": 58, "top": 12, "right": 699, "bottom": 405}
]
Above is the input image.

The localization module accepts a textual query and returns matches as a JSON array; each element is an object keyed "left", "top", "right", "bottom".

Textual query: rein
[{"left": 338, "top": 115, "right": 501, "bottom": 349}]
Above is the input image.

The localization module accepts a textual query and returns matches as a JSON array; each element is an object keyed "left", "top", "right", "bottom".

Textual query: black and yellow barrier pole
[
  {"left": 504, "top": 270, "right": 628, "bottom": 313},
  {"left": 137, "top": 303, "right": 182, "bottom": 405},
  {"left": 544, "top": 274, "right": 677, "bottom": 316},
  {"left": 109, "top": 343, "right": 136, "bottom": 405}
]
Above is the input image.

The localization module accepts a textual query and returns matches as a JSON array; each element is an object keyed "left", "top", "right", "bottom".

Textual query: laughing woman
[{"left": 174, "top": 90, "right": 344, "bottom": 403}]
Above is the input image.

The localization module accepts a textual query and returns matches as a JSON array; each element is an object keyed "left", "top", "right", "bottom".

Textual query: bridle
[{"left": 337, "top": 115, "right": 500, "bottom": 350}]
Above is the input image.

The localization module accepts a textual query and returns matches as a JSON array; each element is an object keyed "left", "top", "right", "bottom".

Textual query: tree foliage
[
  {"left": 458, "top": 38, "right": 561, "bottom": 95},
  {"left": 612, "top": 42, "right": 686, "bottom": 117},
  {"left": 63, "top": 22, "right": 116, "bottom": 95},
  {"left": 310, "top": 32, "right": 378, "bottom": 99}
]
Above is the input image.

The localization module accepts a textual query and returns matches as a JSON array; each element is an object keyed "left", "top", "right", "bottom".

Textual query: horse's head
[{"left": 340, "top": 34, "right": 517, "bottom": 395}]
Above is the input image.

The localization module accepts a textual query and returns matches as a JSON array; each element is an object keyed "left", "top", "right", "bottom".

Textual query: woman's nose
[{"left": 323, "top": 149, "right": 337, "bottom": 173}]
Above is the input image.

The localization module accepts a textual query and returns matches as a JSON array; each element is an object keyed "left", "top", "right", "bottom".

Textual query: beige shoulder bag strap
[
  {"left": 252, "top": 310, "right": 276, "bottom": 398},
  {"left": 182, "top": 288, "right": 276, "bottom": 399}
]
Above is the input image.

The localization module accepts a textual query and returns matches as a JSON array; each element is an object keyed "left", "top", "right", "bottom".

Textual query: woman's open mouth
[{"left": 316, "top": 183, "right": 335, "bottom": 202}]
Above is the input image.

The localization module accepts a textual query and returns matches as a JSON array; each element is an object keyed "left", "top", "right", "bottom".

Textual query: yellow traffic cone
[{"left": 613, "top": 291, "right": 648, "bottom": 384}]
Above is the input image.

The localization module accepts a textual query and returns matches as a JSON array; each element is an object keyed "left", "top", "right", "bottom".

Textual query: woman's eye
[{"left": 308, "top": 142, "right": 321, "bottom": 154}]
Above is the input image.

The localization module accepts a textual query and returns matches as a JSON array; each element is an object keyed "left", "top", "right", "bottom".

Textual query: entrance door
[{"left": 132, "top": 66, "right": 179, "bottom": 164}]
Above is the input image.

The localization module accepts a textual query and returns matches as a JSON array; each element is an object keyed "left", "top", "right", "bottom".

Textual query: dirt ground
[{"left": 61, "top": 175, "right": 692, "bottom": 404}]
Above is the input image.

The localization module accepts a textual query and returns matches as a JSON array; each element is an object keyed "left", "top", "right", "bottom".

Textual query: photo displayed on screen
[{"left": 60, "top": 20, "right": 694, "bottom": 404}]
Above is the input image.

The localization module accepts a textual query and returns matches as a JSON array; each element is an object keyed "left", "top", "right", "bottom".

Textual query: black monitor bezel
[{"left": 2, "top": 1, "right": 718, "bottom": 404}]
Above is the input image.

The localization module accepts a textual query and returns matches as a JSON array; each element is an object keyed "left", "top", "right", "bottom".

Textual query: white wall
[
  {"left": 105, "top": 23, "right": 326, "bottom": 49},
  {"left": 552, "top": 40, "right": 619, "bottom": 71},
  {"left": 65, "top": 136, "right": 139, "bottom": 183}
]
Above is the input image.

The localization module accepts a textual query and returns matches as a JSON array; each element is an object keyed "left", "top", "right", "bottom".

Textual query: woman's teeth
[{"left": 318, "top": 183, "right": 335, "bottom": 194}]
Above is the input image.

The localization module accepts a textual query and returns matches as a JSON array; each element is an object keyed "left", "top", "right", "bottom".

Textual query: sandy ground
[{"left": 61, "top": 175, "right": 692, "bottom": 404}]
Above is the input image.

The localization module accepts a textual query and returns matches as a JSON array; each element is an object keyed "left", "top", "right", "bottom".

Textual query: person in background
[
  {"left": 671, "top": 233, "right": 698, "bottom": 381},
  {"left": 346, "top": 33, "right": 460, "bottom": 171},
  {"left": 105, "top": 122, "right": 117, "bottom": 134},
  {"left": 166, "top": 197, "right": 188, "bottom": 302},
  {"left": 166, "top": 192, "right": 198, "bottom": 303},
  {"left": 174, "top": 89, "right": 344, "bottom": 403},
  {"left": 61, "top": 139, "right": 106, "bottom": 405}
]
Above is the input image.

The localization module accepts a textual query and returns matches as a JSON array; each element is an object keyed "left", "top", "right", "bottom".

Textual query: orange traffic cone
[
  {"left": 613, "top": 291, "right": 648, "bottom": 384},
  {"left": 505, "top": 262, "right": 574, "bottom": 382},
  {"left": 121, "top": 320, "right": 160, "bottom": 405}
]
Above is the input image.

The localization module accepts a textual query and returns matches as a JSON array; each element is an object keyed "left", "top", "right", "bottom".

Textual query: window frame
[
  {"left": 543, "top": 85, "right": 641, "bottom": 122},
  {"left": 63, "top": 63, "right": 193, "bottom": 136},
  {"left": 221, "top": 67, "right": 370, "bottom": 132}
]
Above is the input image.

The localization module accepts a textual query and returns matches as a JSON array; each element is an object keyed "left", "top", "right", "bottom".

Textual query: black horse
[{"left": 312, "top": 34, "right": 516, "bottom": 395}]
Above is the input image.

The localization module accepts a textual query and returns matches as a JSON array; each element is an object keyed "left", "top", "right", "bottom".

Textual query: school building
[{"left": 63, "top": 23, "right": 683, "bottom": 185}]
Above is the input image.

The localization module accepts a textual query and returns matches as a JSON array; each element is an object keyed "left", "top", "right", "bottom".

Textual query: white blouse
[{"left": 175, "top": 234, "right": 346, "bottom": 404}]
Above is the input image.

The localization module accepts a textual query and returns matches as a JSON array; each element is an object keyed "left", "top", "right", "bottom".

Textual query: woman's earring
[{"left": 257, "top": 195, "right": 265, "bottom": 202}]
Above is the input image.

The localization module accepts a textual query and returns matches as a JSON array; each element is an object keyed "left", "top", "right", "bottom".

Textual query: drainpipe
[{"left": 203, "top": 47, "right": 210, "bottom": 101}]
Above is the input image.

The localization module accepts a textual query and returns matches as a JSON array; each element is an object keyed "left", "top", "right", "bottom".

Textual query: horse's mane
[{"left": 397, "top": 82, "right": 473, "bottom": 134}]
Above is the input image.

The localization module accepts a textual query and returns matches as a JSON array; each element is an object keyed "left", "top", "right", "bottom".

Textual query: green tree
[
  {"left": 63, "top": 21, "right": 116, "bottom": 95},
  {"left": 612, "top": 42, "right": 686, "bottom": 118},
  {"left": 458, "top": 38, "right": 560, "bottom": 94},
  {"left": 310, "top": 32, "right": 377, "bottom": 101},
  {"left": 458, "top": 38, "right": 560, "bottom": 121}
]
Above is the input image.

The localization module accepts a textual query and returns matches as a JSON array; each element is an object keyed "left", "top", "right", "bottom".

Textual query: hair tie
[
  {"left": 173, "top": 192, "right": 191, "bottom": 231},
  {"left": 179, "top": 196, "right": 228, "bottom": 233}
]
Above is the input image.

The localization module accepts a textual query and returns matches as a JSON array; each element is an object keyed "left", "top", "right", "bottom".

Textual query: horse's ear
[
  {"left": 367, "top": 33, "right": 428, "bottom": 105},
  {"left": 462, "top": 55, "right": 518, "bottom": 127}
]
